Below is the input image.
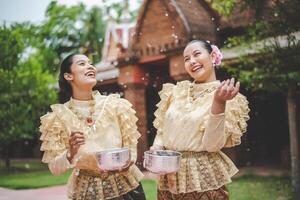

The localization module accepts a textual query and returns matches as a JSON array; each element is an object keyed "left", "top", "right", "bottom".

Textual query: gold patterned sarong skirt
[
  {"left": 157, "top": 151, "right": 238, "bottom": 200},
  {"left": 69, "top": 169, "right": 145, "bottom": 200},
  {"left": 158, "top": 186, "right": 229, "bottom": 200}
]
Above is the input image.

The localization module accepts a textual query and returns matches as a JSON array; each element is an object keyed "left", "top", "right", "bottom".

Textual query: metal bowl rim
[
  {"left": 144, "top": 150, "right": 182, "bottom": 158},
  {"left": 95, "top": 147, "right": 130, "bottom": 155}
]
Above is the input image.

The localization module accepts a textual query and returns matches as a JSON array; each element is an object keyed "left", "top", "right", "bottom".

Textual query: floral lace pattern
[
  {"left": 158, "top": 151, "right": 238, "bottom": 194},
  {"left": 70, "top": 169, "right": 140, "bottom": 200}
]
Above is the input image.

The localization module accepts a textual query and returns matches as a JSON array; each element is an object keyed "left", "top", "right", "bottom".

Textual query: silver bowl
[
  {"left": 95, "top": 147, "right": 131, "bottom": 171},
  {"left": 144, "top": 150, "right": 182, "bottom": 174}
]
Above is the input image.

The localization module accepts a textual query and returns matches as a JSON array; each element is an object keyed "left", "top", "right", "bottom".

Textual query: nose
[
  {"left": 189, "top": 57, "right": 196, "bottom": 66},
  {"left": 88, "top": 64, "right": 96, "bottom": 71}
]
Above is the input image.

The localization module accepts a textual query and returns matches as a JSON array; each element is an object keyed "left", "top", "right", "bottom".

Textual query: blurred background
[{"left": 0, "top": 0, "right": 299, "bottom": 199}]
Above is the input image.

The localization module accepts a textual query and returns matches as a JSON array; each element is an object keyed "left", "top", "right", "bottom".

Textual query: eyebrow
[
  {"left": 75, "top": 59, "right": 89, "bottom": 64},
  {"left": 184, "top": 49, "right": 201, "bottom": 58},
  {"left": 192, "top": 50, "right": 201, "bottom": 54}
]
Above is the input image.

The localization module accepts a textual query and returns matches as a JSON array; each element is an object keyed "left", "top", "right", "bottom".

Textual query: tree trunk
[
  {"left": 287, "top": 89, "right": 300, "bottom": 200},
  {"left": 5, "top": 143, "right": 10, "bottom": 168}
]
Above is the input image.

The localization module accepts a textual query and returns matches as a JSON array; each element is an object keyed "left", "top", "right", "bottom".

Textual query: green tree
[
  {"left": 81, "top": 7, "right": 106, "bottom": 63},
  {"left": 36, "top": 1, "right": 107, "bottom": 72},
  {"left": 225, "top": 0, "right": 300, "bottom": 198},
  {"left": 0, "top": 24, "right": 57, "bottom": 168}
]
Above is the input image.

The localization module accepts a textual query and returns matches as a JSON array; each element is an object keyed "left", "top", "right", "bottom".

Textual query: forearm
[
  {"left": 211, "top": 98, "right": 226, "bottom": 114},
  {"left": 201, "top": 112, "right": 227, "bottom": 152},
  {"left": 48, "top": 150, "right": 74, "bottom": 176}
]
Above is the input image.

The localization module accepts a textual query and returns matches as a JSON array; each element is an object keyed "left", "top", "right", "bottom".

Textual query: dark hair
[
  {"left": 58, "top": 53, "right": 78, "bottom": 103},
  {"left": 186, "top": 40, "right": 213, "bottom": 54}
]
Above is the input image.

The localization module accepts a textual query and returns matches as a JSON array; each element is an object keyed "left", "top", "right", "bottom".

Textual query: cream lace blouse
[
  {"left": 153, "top": 80, "right": 250, "bottom": 152},
  {"left": 153, "top": 80, "right": 250, "bottom": 194},
  {"left": 39, "top": 91, "right": 144, "bottom": 198}
]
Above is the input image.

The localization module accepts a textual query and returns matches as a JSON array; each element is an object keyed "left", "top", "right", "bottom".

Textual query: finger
[
  {"left": 225, "top": 79, "right": 230, "bottom": 86},
  {"left": 224, "top": 79, "right": 234, "bottom": 95},
  {"left": 71, "top": 132, "right": 84, "bottom": 137},
  {"left": 72, "top": 133, "right": 85, "bottom": 138},
  {"left": 70, "top": 135, "right": 85, "bottom": 142},
  {"left": 229, "top": 78, "right": 235, "bottom": 88},
  {"left": 226, "top": 84, "right": 235, "bottom": 97},
  {"left": 126, "top": 160, "right": 134, "bottom": 168},
  {"left": 74, "top": 138, "right": 85, "bottom": 143},
  {"left": 117, "top": 167, "right": 122, "bottom": 172},
  {"left": 218, "top": 80, "right": 226, "bottom": 88},
  {"left": 71, "top": 132, "right": 83, "bottom": 136},
  {"left": 219, "top": 84, "right": 227, "bottom": 97},
  {"left": 69, "top": 135, "right": 84, "bottom": 144},
  {"left": 71, "top": 140, "right": 85, "bottom": 147},
  {"left": 231, "top": 82, "right": 240, "bottom": 97},
  {"left": 70, "top": 132, "right": 76, "bottom": 136},
  {"left": 74, "top": 140, "right": 85, "bottom": 146},
  {"left": 98, "top": 167, "right": 107, "bottom": 173}
]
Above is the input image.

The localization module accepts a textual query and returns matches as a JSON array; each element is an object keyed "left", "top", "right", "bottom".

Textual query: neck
[
  {"left": 72, "top": 86, "right": 93, "bottom": 101},
  {"left": 195, "top": 72, "right": 217, "bottom": 83}
]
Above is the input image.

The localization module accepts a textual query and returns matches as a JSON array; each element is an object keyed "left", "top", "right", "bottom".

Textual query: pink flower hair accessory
[{"left": 211, "top": 45, "right": 223, "bottom": 66}]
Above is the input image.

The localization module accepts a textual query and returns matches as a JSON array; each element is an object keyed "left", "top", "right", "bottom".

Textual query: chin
[
  {"left": 190, "top": 72, "right": 206, "bottom": 82},
  {"left": 82, "top": 79, "right": 97, "bottom": 88}
]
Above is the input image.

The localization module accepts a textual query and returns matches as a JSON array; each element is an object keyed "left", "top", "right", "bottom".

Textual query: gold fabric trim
[
  {"left": 158, "top": 151, "right": 238, "bottom": 194},
  {"left": 69, "top": 169, "right": 140, "bottom": 200}
]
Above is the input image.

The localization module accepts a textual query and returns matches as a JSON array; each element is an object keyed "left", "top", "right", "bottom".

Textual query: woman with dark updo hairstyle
[
  {"left": 40, "top": 54, "right": 146, "bottom": 200},
  {"left": 150, "top": 40, "right": 250, "bottom": 200}
]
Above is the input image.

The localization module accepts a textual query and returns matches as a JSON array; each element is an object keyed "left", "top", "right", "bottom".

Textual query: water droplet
[
  {"left": 147, "top": 43, "right": 152, "bottom": 47},
  {"left": 112, "top": 61, "right": 118, "bottom": 66}
]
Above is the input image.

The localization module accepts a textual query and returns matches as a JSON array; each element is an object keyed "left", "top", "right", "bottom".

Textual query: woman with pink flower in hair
[{"left": 150, "top": 40, "right": 250, "bottom": 200}]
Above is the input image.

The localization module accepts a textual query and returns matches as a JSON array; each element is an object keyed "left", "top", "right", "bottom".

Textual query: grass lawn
[{"left": 0, "top": 160, "right": 292, "bottom": 200}]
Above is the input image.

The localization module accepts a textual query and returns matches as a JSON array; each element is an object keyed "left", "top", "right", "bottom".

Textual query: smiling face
[
  {"left": 64, "top": 55, "right": 97, "bottom": 90},
  {"left": 183, "top": 41, "right": 216, "bottom": 83}
]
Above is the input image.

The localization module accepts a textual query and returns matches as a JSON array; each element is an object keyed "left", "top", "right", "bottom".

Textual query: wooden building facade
[{"left": 95, "top": 0, "right": 291, "bottom": 168}]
